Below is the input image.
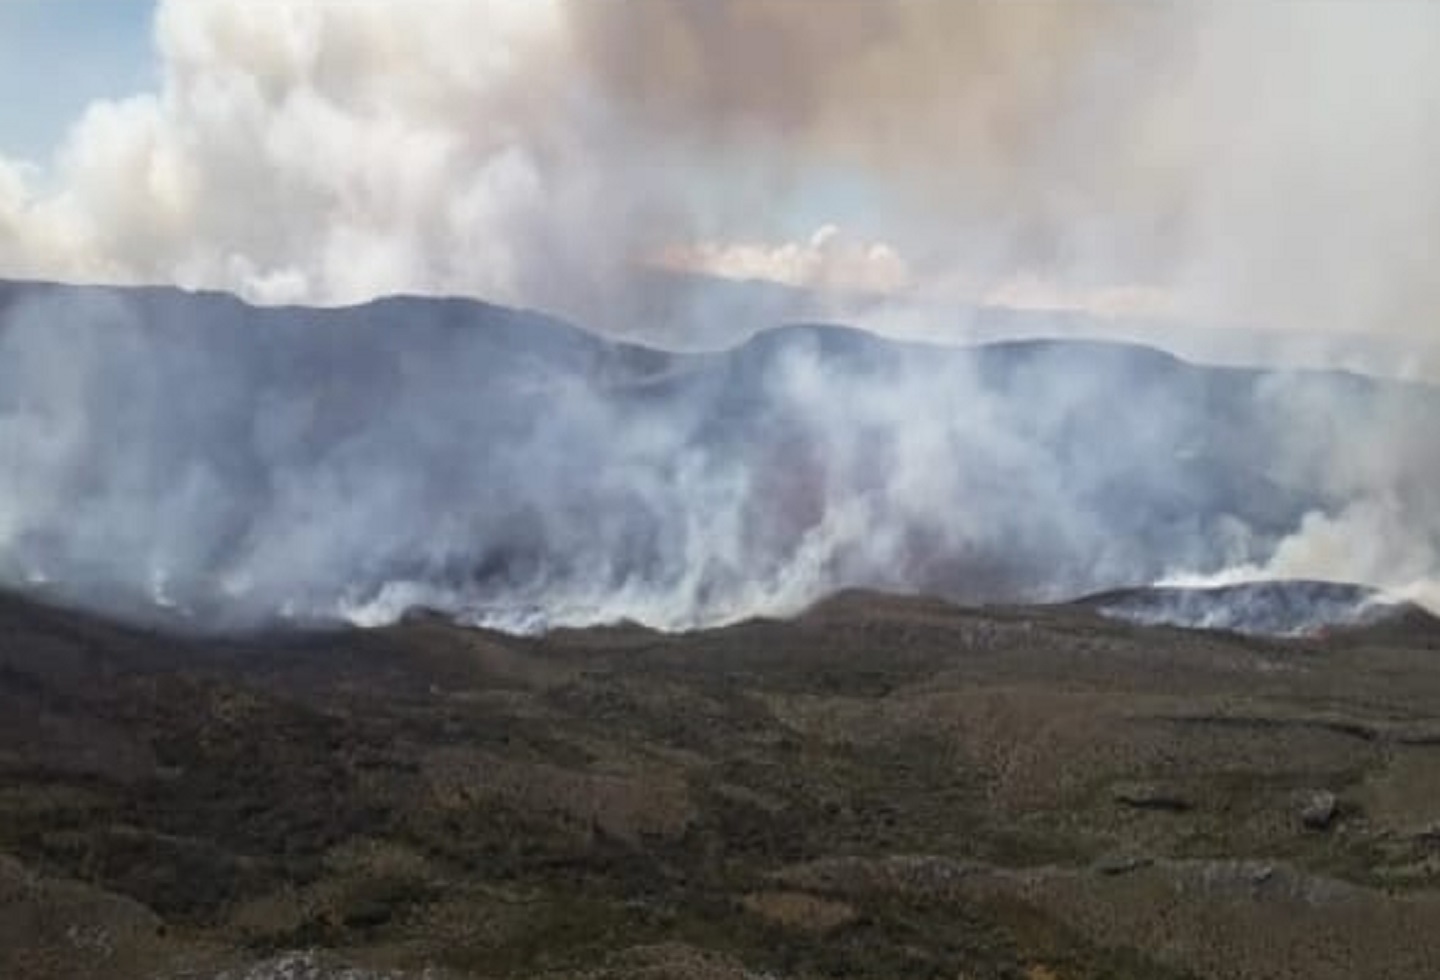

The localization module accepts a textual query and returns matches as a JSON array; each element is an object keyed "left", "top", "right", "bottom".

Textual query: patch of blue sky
[
  {"left": 0, "top": 0, "right": 157, "bottom": 164},
  {"left": 778, "top": 166, "right": 897, "bottom": 242},
  {"left": 679, "top": 158, "right": 896, "bottom": 244}
]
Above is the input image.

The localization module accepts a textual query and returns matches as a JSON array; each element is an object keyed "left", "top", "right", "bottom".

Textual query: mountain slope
[{"left": 1, "top": 279, "right": 1437, "bottom": 632}]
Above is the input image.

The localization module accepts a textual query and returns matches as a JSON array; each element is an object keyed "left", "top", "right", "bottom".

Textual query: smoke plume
[
  {"left": 0, "top": 2, "right": 1438, "bottom": 631},
  {"left": 0, "top": 282, "right": 1435, "bottom": 634},
  {"left": 1, "top": 1, "right": 1437, "bottom": 345}
]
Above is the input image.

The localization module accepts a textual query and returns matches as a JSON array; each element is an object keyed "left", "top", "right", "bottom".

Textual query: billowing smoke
[
  {"left": 2, "top": 1, "right": 1438, "bottom": 347},
  {"left": 1, "top": 2, "right": 1438, "bottom": 632},
  {"left": 0, "top": 281, "right": 1437, "bottom": 634},
  {"left": 576, "top": 1, "right": 1440, "bottom": 349},
  {"left": 1096, "top": 581, "right": 1413, "bottom": 639},
  {"left": 0, "top": 0, "right": 671, "bottom": 316}
]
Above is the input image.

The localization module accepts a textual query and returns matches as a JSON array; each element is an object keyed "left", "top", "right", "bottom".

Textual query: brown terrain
[{"left": 3, "top": 587, "right": 1440, "bottom": 979}]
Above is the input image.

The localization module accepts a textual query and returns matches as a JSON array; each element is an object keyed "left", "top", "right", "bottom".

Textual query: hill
[
  {"left": 3, "top": 588, "right": 1440, "bottom": 978},
  {"left": 2, "top": 279, "right": 1436, "bottom": 632}
]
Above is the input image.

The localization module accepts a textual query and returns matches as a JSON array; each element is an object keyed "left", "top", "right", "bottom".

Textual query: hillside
[
  {"left": 3, "top": 587, "right": 1440, "bottom": 978},
  {"left": 2, "top": 279, "right": 1437, "bottom": 633}
]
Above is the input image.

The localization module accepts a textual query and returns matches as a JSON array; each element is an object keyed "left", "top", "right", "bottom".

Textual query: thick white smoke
[
  {"left": 0, "top": 2, "right": 1438, "bottom": 631},
  {"left": 0, "top": 0, "right": 673, "bottom": 315},
  {"left": 2, "top": 1, "right": 1438, "bottom": 345}
]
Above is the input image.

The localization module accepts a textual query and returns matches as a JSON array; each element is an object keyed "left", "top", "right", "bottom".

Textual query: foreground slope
[{"left": 3, "top": 590, "right": 1440, "bottom": 979}]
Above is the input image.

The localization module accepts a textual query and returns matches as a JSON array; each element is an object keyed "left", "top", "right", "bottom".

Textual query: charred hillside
[
  {"left": 2, "top": 279, "right": 1437, "bottom": 633},
  {"left": 1088, "top": 580, "right": 1440, "bottom": 638}
]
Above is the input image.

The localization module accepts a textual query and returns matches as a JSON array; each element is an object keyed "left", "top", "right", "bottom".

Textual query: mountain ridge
[{"left": 0, "top": 277, "right": 1437, "bottom": 635}]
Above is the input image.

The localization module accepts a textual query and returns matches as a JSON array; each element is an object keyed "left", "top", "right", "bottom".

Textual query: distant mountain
[
  {"left": 0, "top": 278, "right": 1437, "bottom": 633},
  {"left": 604, "top": 268, "right": 1437, "bottom": 379}
]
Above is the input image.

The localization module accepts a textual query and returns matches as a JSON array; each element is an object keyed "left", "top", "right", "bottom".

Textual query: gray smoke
[
  {"left": 1, "top": 281, "right": 1437, "bottom": 634},
  {"left": 1096, "top": 582, "right": 1410, "bottom": 639}
]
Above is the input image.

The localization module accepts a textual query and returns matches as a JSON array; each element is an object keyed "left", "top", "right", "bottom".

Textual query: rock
[
  {"left": 1300, "top": 790, "right": 1339, "bottom": 830},
  {"left": 1113, "top": 782, "right": 1193, "bottom": 812},
  {"left": 1093, "top": 854, "right": 1153, "bottom": 877}
]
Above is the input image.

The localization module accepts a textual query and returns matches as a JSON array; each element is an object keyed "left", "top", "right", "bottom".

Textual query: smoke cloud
[
  {"left": 1, "top": 1, "right": 1437, "bottom": 346},
  {"left": 578, "top": 0, "right": 1440, "bottom": 344},
  {"left": 0, "top": 0, "right": 675, "bottom": 316},
  {"left": 654, "top": 224, "right": 912, "bottom": 295},
  {"left": 0, "top": 2, "right": 1438, "bottom": 632},
  {"left": 0, "top": 282, "right": 1436, "bottom": 634}
]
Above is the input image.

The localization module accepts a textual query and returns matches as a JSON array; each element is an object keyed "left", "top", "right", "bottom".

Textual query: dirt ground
[{"left": 3, "top": 587, "right": 1440, "bottom": 979}]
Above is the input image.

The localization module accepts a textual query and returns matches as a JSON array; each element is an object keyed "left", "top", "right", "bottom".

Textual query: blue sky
[{"left": 0, "top": 0, "right": 155, "bottom": 163}]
